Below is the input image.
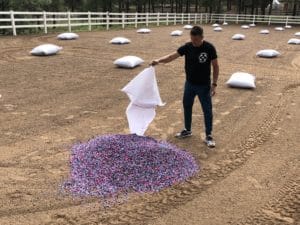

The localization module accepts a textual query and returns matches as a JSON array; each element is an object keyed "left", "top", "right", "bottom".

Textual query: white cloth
[{"left": 122, "top": 67, "right": 165, "bottom": 135}]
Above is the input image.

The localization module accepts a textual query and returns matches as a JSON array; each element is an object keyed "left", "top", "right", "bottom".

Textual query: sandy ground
[{"left": 0, "top": 24, "right": 299, "bottom": 225}]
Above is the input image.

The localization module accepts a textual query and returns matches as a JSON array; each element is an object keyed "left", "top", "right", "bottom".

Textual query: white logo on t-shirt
[{"left": 199, "top": 52, "right": 208, "bottom": 63}]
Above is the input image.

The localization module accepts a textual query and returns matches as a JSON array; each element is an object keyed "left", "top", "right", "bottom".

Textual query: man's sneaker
[
  {"left": 175, "top": 129, "right": 192, "bottom": 138},
  {"left": 205, "top": 135, "right": 216, "bottom": 148}
]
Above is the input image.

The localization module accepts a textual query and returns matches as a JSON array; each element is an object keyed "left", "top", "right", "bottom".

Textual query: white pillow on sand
[
  {"left": 137, "top": 28, "right": 151, "bottom": 33},
  {"left": 114, "top": 56, "right": 144, "bottom": 68},
  {"left": 57, "top": 32, "right": 79, "bottom": 40},
  {"left": 288, "top": 38, "right": 300, "bottom": 45},
  {"left": 30, "top": 44, "right": 62, "bottom": 56},
  {"left": 170, "top": 30, "right": 183, "bottom": 36},
  {"left": 223, "top": 22, "right": 228, "bottom": 25},
  {"left": 295, "top": 32, "right": 300, "bottom": 37},
  {"left": 214, "top": 27, "right": 223, "bottom": 32},
  {"left": 249, "top": 23, "right": 256, "bottom": 27},
  {"left": 241, "top": 25, "right": 250, "bottom": 29},
  {"left": 256, "top": 49, "right": 280, "bottom": 58},
  {"left": 226, "top": 72, "right": 256, "bottom": 89},
  {"left": 232, "top": 34, "right": 245, "bottom": 40},
  {"left": 183, "top": 25, "right": 193, "bottom": 29},
  {"left": 275, "top": 27, "right": 284, "bottom": 31},
  {"left": 285, "top": 25, "right": 292, "bottom": 29},
  {"left": 212, "top": 23, "right": 220, "bottom": 27},
  {"left": 110, "top": 37, "right": 131, "bottom": 44},
  {"left": 259, "top": 29, "right": 270, "bottom": 34}
]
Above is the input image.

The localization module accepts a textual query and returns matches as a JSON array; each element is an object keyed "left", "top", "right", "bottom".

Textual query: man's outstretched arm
[{"left": 150, "top": 52, "right": 180, "bottom": 66}]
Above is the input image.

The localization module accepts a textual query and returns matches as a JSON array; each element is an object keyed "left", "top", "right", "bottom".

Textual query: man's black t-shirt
[{"left": 177, "top": 41, "right": 217, "bottom": 85}]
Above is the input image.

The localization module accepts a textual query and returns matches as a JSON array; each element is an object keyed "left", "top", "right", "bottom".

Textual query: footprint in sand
[
  {"left": 170, "top": 121, "right": 182, "bottom": 127},
  {"left": 176, "top": 108, "right": 182, "bottom": 114},
  {"left": 167, "top": 127, "right": 174, "bottom": 135},
  {"left": 255, "top": 101, "right": 262, "bottom": 105},
  {"left": 11, "top": 111, "right": 27, "bottom": 116},
  {"left": 246, "top": 176, "right": 263, "bottom": 189},
  {"left": 4, "top": 104, "right": 16, "bottom": 111},
  {"left": 40, "top": 113, "right": 56, "bottom": 117},
  {"left": 220, "top": 111, "right": 230, "bottom": 116},
  {"left": 214, "top": 98, "right": 221, "bottom": 104},
  {"left": 213, "top": 119, "right": 221, "bottom": 125},
  {"left": 65, "top": 115, "right": 74, "bottom": 120}
]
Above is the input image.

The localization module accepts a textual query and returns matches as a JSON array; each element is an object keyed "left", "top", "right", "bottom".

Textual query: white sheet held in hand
[
  {"left": 226, "top": 72, "right": 256, "bottom": 89},
  {"left": 122, "top": 67, "right": 165, "bottom": 136}
]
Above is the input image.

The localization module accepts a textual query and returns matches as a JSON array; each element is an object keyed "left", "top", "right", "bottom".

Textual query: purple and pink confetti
[{"left": 63, "top": 134, "right": 199, "bottom": 199}]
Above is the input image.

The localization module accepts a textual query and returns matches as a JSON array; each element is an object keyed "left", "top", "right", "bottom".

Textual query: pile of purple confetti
[{"left": 63, "top": 134, "right": 199, "bottom": 199}]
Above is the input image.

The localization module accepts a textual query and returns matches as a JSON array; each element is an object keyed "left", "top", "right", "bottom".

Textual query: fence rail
[{"left": 0, "top": 11, "right": 300, "bottom": 36}]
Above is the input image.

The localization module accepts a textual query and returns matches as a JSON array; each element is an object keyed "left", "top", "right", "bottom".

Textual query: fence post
[
  {"left": 200, "top": 13, "right": 202, "bottom": 24},
  {"left": 194, "top": 13, "right": 197, "bottom": 24},
  {"left": 236, "top": 14, "right": 239, "bottom": 24},
  {"left": 157, "top": 12, "right": 160, "bottom": 26},
  {"left": 67, "top": 11, "right": 71, "bottom": 32},
  {"left": 252, "top": 15, "right": 256, "bottom": 24},
  {"left": 122, "top": 12, "right": 125, "bottom": 29},
  {"left": 210, "top": 13, "right": 213, "bottom": 23},
  {"left": 285, "top": 16, "right": 289, "bottom": 26},
  {"left": 181, "top": 13, "right": 184, "bottom": 24},
  {"left": 88, "top": 11, "right": 92, "bottom": 31},
  {"left": 174, "top": 13, "right": 176, "bottom": 25},
  {"left": 268, "top": 16, "right": 271, "bottom": 25},
  {"left": 135, "top": 12, "right": 138, "bottom": 28},
  {"left": 106, "top": 11, "right": 110, "bottom": 30},
  {"left": 166, "top": 12, "right": 169, "bottom": 25},
  {"left": 10, "top": 10, "right": 16, "bottom": 36},
  {"left": 146, "top": 12, "right": 149, "bottom": 27},
  {"left": 206, "top": 13, "right": 208, "bottom": 23},
  {"left": 43, "top": 11, "right": 47, "bottom": 34},
  {"left": 188, "top": 13, "right": 190, "bottom": 24}
]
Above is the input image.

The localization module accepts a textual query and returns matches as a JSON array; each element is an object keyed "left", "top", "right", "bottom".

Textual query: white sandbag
[
  {"left": 226, "top": 72, "right": 256, "bottom": 89},
  {"left": 114, "top": 56, "right": 144, "bottom": 68},
  {"left": 57, "top": 32, "right": 79, "bottom": 40},
  {"left": 137, "top": 28, "right": 151, "bottom": 33},
  {"left": 183, "top": 25, "right": 193, "bottom": 30},
  {"left": 223, "top": 22, "right": 228, "bottom": 25},
  {"left": 110, "top": 37, "right": 131, "bottom": 44},
  {"left": 122, "top": 67, "right": 165, "bottom": 135},
  {"left": 285, "top": 25, "right": 292, "bottom": 29},
  {"left": 275, "top": 27, "right": 284, "bottom": 31},
  {"left": 170, "top": 30, "right": 183, "bottom": 36},
  {"left": 241, "top": 25, "right": 250, "bottom": 29},
  {"left": 30, "top": 44, "right": 62, "bottom": 56},
  {"left": 214, "top": 27, "right": 223, "bottom": 32},
  {"left": 256, "top": 49, "right": 280, "bottom": 58},
  {"left": 295, "top": 32, "right": 300, "bottom": 37},
  {"left": 288, "top": 38, "right": 300, "bottom": 45},
  {"left": 232, "top": 34, "right": 245, "bottom": 40},
  {"left": 249, "top": 23, "right": 256, "bottom": 27},
  {"left": 259, "top": 29, "right": 270, "bottom": 34},
  {"left": 212, "top": 23, "right": 220, "bottom": 27}
]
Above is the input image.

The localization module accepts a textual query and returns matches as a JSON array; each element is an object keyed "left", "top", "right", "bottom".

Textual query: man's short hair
[{"left": 190, "top": 26, "right": 203, "bottom": 36}]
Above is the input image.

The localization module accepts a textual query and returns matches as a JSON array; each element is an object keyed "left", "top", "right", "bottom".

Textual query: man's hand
[
  {"left": 150, "top": 60, "right": 159, "bottom": 66},
  {"left": 149, "top": 52, "right": 180, "bottom": 67},
  {"left": 211, "top": 85, "right": 217, "bottom": 96}
]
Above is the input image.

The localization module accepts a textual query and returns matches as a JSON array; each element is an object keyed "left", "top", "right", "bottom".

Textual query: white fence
[{"left": 0, "top": 11, "right": 300, "bottom": 36}]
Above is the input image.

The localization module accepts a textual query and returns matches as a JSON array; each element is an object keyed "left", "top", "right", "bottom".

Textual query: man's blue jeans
[{"left": 183, "top": 81, "right": 213, "bottom": 136}]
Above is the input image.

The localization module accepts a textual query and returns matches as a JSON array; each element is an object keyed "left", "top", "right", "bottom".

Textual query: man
[{"left": 150, "top": 26, "right": 219, "bottom": 148}]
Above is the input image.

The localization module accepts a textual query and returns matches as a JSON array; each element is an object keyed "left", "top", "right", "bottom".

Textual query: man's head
[{"left": 190, "top": 26, "right": 204, "bottom": 46}]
